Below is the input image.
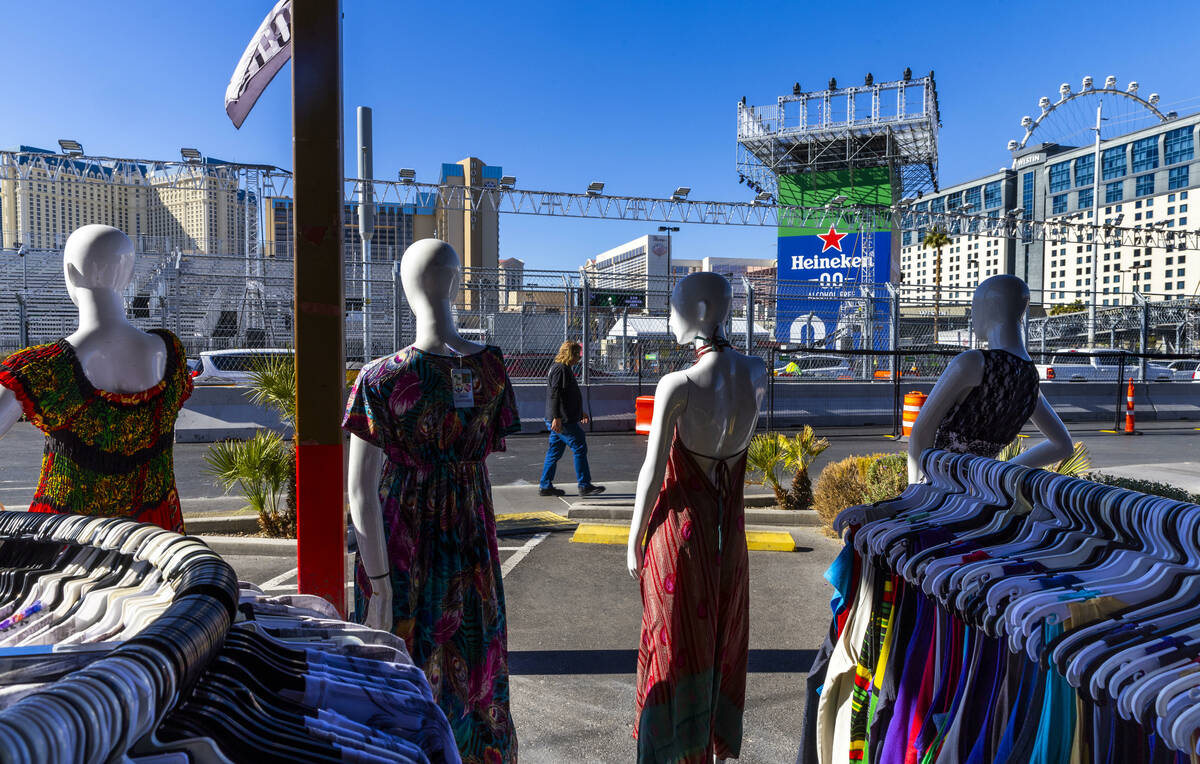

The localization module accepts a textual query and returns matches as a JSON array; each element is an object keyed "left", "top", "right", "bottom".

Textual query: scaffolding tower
[{"left": 736, "top": 72, "right": 941, "bottom": 202}]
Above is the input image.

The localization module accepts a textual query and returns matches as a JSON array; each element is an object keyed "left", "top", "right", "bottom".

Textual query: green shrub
[
  {"left": 813, "top": 453, "right": 908, "bottom": 535},
  {"left": 745, "top": 427, "right": 831, "bottom": 510},
  {"left": 1084, "top": 473, "right": 1200, "bottom": 504}
]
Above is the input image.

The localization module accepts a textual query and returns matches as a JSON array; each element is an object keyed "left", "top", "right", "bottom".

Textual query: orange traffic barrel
[
  {"left": 902, "top": 391, "right": 928, "bottom": 438},
  {"left": 635, "top": 395, "right": 655, "bottom": 435},
  {"left": 1125, "top": 377, "right": 1136, "bottom": 434}
]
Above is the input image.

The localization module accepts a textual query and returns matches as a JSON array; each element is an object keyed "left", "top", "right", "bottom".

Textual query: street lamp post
[
  {"left": 15, "top": 244, "right": 28, "bottom": 348},
  {"left": 658, "top": 226, "right": 679, "bottom": 296}
]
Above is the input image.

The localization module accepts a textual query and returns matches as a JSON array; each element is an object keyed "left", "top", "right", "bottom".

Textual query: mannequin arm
[
  {"left": 627, "top": 373, "right": 688, "bottom": 578},
  {"left": 0, "top": 389, "right": 21, "bottom": 440},
  {"left": 907, "top": 350, "right": 984, "bottom": 484},
  {"left": 347, "top": 434, "right": 392, "bottom": 631},
  {"left": 1006, "top": 393, "right": 1074, "bottom": 469}
]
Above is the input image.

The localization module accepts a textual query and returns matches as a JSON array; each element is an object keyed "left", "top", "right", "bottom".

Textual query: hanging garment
[
  {"left": 932, "top": 349, "right": 1039, "bottom": 459},
  {"left": 635, "top": 429, "right": 750, "bottom": 763},
  {"left": 342, "top": 345, "right": 520, "bottom": 764},
  {"left": 0, "top": 330, "right": 192, "bottom": 532}
]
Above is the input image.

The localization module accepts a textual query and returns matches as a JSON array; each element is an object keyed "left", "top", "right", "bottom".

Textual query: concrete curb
[
  {"left": 193, "top": 535, "right": 296, "bottom": 558},
  {"left": 566, "top": 505, "right": 823, "bottom": 527},
  {"left": 185, "top": 515, "right": 261, "bottom": 535}
]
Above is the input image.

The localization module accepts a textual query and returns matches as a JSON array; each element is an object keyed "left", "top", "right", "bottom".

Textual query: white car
[
  {"left": 1035, "top": 349, "right": 1174, "bottom": 382},
  {"left": 1167, "top": 359, "right": 1200, "bottom": 381},
  {"left": 191, "top": 348, "right": 292, "bottom": 385}
]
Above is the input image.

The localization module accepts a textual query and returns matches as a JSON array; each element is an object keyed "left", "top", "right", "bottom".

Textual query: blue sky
[{"left": 4, "top": 0, "right": 1198, "bottom": 270}]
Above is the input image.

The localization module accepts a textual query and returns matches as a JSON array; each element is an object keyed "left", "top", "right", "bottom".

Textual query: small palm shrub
[
  {"left": 204, "top": 352, "right": 297, "bottom": 537},
  {"left": 746, "top": 434, "right": 789, "bottom": 508},
  {"left": 996, "top": 438, "right": 1091, "bottom": 476},
  {"left": 746, "top": 427, "right": 832, "bottom": 510}
]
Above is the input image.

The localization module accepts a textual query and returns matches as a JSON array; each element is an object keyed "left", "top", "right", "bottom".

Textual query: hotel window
[
  {"left": 1052, "top": 194, "right": 1068, "bottom": 215},
  {"left": 1078, "top": 187, "right": 1093, "bottom": 209},
  {"left": 1165, "top": 126, "right": 1194, "bottom": 165},
  {"left": 1102, "top": 146, "right": 1126, "bottom": 180},
  {"left": 1169, "top": 166, "right": 1189, "bottom": 190},
  {"left": 1136, "top": 174, "right": 1155, "bottom": 197},
  {"left": 965, "top": 186, "right": 982, "bottom": 210},
  {"left": 1131, "top": 137, "right": 1159, "bottom": 173},
  {"left": 1074, "top": 155, "right": 1094, "bottom": 187},
  {"left": 1049, "top": 162, "right": 1071, "bottom": 193},
  {"left": 984, "top": 182, "right": 1002, "bottom": 208},
  {"left": 930, "top": 197, "right": 945, "bottom": 213},
  {"left": 1106, "top": 181, "right": 1124, "bottom": 204}
]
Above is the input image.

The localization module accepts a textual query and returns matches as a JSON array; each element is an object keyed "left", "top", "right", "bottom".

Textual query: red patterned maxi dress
[{"left": 635, "top": 429, "right": 750, "bottom": 763}]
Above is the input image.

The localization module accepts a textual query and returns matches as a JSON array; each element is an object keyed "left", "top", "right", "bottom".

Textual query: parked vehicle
[
  {"left": 1167, "top": 359, "right": 1200, "bottom": 381},
  {"left": 191, "top": 349, "right": 294, "bottom": 385},
  {"left": 774, "top": 354, "right": 853, "bottom": 379},
  {"left": 1035, "top": 349, "right": 1174, "bottom": 382}
]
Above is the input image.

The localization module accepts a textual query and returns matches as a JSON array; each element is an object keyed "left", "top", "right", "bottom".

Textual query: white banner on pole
[{"left": 225, "top": 0, "right": 293, "bottom": 129}]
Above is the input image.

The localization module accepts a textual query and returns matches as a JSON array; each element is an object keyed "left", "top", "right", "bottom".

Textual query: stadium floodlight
[
  {"left": 499, "top": 176, "right": 516, "bottom": 189},
  {"left": 398, "top": 168, "right": 416, "bottom": 183},
  {"left": 829, "top": 194, "right": 849, "bottom": 205},
  {"left": 671, "top": 187, "right": 691, "bottom": 201},
  {"left": 753, "top": 191, "right": 773, "bottom": 204},
  {"left": 180, "top": 147, "right": 202, "bottom": 163},
  {"left": 57, "top": 139, "right": 83, "bottom": 155},
  {"left": 586, "top": 181, "right": 605, "bottom": 195}
]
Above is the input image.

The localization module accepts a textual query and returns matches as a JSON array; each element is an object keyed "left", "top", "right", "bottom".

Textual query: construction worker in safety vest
[{"left": 784, "top": 359, "right": 801, "bottom": 375}]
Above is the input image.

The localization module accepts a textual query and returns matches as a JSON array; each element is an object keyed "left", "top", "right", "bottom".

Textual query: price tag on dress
[{"left": 451, "top": 368, "right": 475, "bottom": 408}]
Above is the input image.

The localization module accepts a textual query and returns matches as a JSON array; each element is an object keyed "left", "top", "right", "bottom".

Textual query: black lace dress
[{"left": 932, "top": 348, "right": 1040, "bottom": 458}]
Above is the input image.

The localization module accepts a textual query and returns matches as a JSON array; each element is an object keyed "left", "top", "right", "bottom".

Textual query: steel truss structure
[
  {"left": 735, "top": 73, "right": 941, "bottom": 200},
  {"left": 3, "top": 149, "right": 1199, "bottom": 255}
]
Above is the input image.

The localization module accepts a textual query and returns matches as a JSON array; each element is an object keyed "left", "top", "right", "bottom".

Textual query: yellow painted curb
[
  {"left": 570, "top": 524, "right": 795, "bottom": 552},
  {"left": 571, "top": 524, "right": 629, "bottom": 545},
  {"left": 746, "top": 531, "right": 796, "bottom": 552},
  {"left": 496, "top": 511, "right": 576, "bottom": 535}
]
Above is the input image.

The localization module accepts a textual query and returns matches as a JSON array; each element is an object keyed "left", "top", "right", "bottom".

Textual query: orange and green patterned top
[{"left": 0, "top": 329, "right": 192, "bottom": 533}]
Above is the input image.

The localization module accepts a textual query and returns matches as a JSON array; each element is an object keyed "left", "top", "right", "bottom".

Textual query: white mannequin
[
  {"left": 626, "top": 272, "right": 768, "bottom": 578},
  {"left": 0, "top": 225, "right": 167, "bottom": 439},
  {"left": 906, "top": 274, "right": 1073, "bottom": 484},
  {"left": 348, "top": 239, "right": 485, "bottom": 631}
]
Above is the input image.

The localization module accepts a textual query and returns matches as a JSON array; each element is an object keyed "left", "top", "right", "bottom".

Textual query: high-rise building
[
  {"left": 262, "top": 193, "right": 437, "bottom": 259},
  {"left": 0, "top": 146, "right": 249, "bottom": 253},
  {"left": 899, "top": 111, "right": 1200, "bottom": 303}
]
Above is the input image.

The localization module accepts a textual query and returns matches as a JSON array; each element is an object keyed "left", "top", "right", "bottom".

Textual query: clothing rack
[
  {"left": 0, "top": 510, "right": 236, "bottom": 763},
  {"left": 804, "top": 451, "right": 1200, "bottom": 763},
  {"left": 0, "top": 511, "right": 458, "bottom": 764}
]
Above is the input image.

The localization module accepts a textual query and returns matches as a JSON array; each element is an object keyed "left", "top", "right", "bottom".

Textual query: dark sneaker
[
  {"left": 539, "top": 486, "right": 566, "bottom": 497},
  {"left": 579, "top": 484, "right": 606, "bottom": 497}
]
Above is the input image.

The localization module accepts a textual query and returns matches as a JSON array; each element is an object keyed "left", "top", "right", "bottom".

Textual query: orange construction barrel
[
  {"left": 636, "top": 395, "right": 655, "bottom": 435},
  {"left": 902, "top": 391, "right": 928, "bottom": 438}
]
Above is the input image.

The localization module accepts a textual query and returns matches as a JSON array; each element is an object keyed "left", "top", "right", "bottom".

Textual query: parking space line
[
  {"left": 501, "top": 532, "right": 549, "bottom": 578},
  {"left": 261, "top": 567, "right": 298, "bottom": 590}
]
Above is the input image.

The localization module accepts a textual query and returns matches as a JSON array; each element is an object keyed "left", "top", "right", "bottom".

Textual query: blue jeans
[{"left": 540, "top": 420, "right": 592, "bottom": 489}]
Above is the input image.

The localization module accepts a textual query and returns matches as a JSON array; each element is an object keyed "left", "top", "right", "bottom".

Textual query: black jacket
[{"left": 545, "top": 362, "right": 584, "bottom": 423}]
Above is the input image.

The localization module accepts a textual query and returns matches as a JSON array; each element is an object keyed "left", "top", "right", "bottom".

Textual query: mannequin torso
[
  {"left": 906, "top": 275, "right": 1073, "bottom": 483},
  {"left": 0, "top": 225, "right": 168, "bottom": 439}
]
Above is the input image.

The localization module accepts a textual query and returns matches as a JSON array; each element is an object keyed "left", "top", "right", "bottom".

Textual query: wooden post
[{"left": 291, "top": 0, "right": 346, "bottom": 614}]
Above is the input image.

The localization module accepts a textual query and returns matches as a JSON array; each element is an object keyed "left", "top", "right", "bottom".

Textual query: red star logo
[{"left": 817, "top": 225, "right": 847, "bottom": 253}]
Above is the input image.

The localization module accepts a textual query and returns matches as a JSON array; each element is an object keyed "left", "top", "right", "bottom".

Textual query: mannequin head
[
  {"left": 971, "top": 274, "right": 1029, "bottom": 341},
  {"left": 63, "top": 225, "right": 135, "bottom": 305},
  {"left": 400, "top": 239, "right": 460, "bottom": 311},
  {"left": 667, "top": 272, "right": 732, "bottom": 345}
]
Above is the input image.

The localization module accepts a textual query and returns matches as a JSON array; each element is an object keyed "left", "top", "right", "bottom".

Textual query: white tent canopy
[{"left": 603, "top": 315, "right": 771, "bottom": 342}]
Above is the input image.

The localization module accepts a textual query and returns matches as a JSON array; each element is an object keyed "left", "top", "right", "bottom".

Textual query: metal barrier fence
[{"left": 2, "top": 247, "right": 1200, "bottom": 392}]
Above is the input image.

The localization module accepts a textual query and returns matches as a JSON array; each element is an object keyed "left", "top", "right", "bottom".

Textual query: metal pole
[
  {"left": 1088, "top": 102, "right": 1102, "bottom": 346},
  {"left": 292, "top": 0, "right": 346, "bottom": 615},
  {"left": 621, "top": 307, "right": 628, "bottom": 375},
  {"left": 1139, "top": 293, "right": 1149, "bottom": 382},
  {"left": 392, "top": 260, "right": 403, "bottom": 351},
  {"left": 580, "top": 271, "right": 591, "bottom": 386},
  {"left": 743, "top": 276, "right": 754, "bottom": 355},
  {"left": 357, "top": 106, "right": 375, "bottom": 362},
  {"left": 1114, "top": 352, "right": 1126, "bottom": 431}
]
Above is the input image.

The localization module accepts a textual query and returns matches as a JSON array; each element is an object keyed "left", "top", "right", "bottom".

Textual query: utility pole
[
  {"left": 1088, "top": 102, "right": 1103, "bottom": 346},
  {"left": 292, "top": 0, "right": 346, "bottom": 615},
  {"left": 357, "top": 106, "right": 375, "bottom": 361}
]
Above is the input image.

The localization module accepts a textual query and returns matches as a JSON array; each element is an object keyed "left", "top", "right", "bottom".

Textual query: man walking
[{"left": 540, "top": 341, "right": 605, "bottom": 497}]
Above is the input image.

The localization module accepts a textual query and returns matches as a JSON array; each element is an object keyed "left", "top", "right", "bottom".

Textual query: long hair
[{"left": 554, "top": 341, "right": 580, "bottom": 365}]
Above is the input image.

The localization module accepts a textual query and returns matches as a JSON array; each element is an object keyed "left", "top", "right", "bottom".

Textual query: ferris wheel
[{"left": 1008, "top": 75, "right": 1176, "bottom": 151}]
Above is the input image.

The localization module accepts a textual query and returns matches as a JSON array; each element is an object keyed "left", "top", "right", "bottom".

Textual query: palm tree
[
  {"left": 922, "top": 226, "right": 951, "bottom": 341},
  {"left": 746, "top": 434, "right": 789, "bottom": 507},
  {"left": 779, "top": 425, "right": 831, "bottom": 510}
]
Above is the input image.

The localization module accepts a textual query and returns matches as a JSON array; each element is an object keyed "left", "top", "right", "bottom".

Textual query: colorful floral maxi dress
[
  {"left": 0, "top": 329, "right": 192, "bottom": 533},
  {"left": 635, "top": 429, "right": 750, "bottom": 763},
  {"left": 342, "top": 345, "right": 521, "bottom": 764}
]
